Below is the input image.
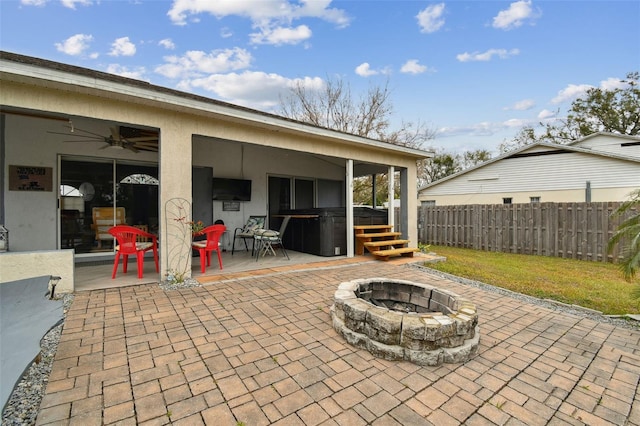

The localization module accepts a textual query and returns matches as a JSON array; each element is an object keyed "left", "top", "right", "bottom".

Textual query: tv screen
[{"left": 212, "top": 178, "right": 252, "bottom": 201}]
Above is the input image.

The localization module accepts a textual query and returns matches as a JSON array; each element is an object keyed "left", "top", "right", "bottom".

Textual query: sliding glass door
[{"left": 59, "top": 157, "right": 158, "bottom": 254}]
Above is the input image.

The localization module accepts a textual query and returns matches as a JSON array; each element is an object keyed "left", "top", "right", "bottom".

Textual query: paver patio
[{"left": 36, "top": 259, "right": 640, "bottom": 425}]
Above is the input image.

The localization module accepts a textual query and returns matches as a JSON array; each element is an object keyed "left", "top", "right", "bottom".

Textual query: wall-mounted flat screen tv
[{"left": 212, "top": 178, "right": 252, "bottom": 201}]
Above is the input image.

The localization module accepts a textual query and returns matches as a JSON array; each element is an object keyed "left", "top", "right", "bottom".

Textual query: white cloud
[
  {"left": 355, "top": 63, "right": 378, "bottom": 77},
  {"left": 167, "top": 0, "right": 350, "bottom": 47},
  {"left": 416, "top": 3, "right": 445, "bottom": 34},
  {"left": 400, "top": 59, "right": 429, "bottom": 75},
  {"left": 456, "top": 48, "right": 519, "bottom": 62},
  {"left": 551, "top": 83, "right": 593, "bottom": 104},
  {"left": 54, "top": 33, "right": 93, "bottom": 56},
  {"left": 250, "top": 25, "right": 312, "bottom": 45},
  {"left": 548, "top": 75, "right": 630, "bottom": 106},
  {"left": 155, "top": 48, "right": 253, "bottom": 79},
  {"left": 492, "top": 0, "right": 539, "bottom": 30},
  {"left": 105, "top": 64, "right": 148, "bottom": 81},
  {"left": 503, "top": 118, "right": 528, "bottom": 128},
  {"left": 168, "top": 0, "right": 350, "bottom": 25},
  {"left": 60, "top": 0, "right": 92, "bottom": 9},
  {"left": 109, "top": 37, "right": 136, "bottom": 57},
  {"left": 183, "top": 71, "right": 324, "bottom": 111},
  {"left": 220, "top": 27, "right": 233, "bottom": 38},
  {"left": 600, "top": 76, "right": 628, "bottom": 91},
  {"left": 538, "top": 109, "right": 556, "bottom": 120},
  {"left": 20, "top": 0, "right": 48, "bottom": 6},
  {"left": 436, "top": 117, "right": 534, "bottom": 138},
  {"left": 505, "top": 99, "right": 535, "bottom": 111},
  {"left": 159, "top": 39, "right": 176, "bottom": 50}
]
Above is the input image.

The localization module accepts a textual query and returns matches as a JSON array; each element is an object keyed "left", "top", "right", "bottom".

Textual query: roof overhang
[{"left": 0, "top": 51, "right": 432, "bottom": 162}]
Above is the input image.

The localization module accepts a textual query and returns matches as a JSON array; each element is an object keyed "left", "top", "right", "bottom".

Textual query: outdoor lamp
[
  {"left": 48, "top": 275, "right": 61, "bottom": 300},
  {"left": 0, "top": 225, "right": 8, "bottom": 252}
]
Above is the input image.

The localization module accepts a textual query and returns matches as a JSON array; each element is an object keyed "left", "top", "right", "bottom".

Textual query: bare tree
[
  {"left": 279, "top": 77, "right": 393, "bottom": 140},
  {"left": 279, "top": 75, "right": 436, "bottom": 204},
  {"left": 279, "top": 76, "right": 435, "bottom": 146}
]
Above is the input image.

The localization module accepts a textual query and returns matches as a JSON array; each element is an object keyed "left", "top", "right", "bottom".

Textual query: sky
[{"left": 1, "top": 0, "right": 639, "bottom": 155}]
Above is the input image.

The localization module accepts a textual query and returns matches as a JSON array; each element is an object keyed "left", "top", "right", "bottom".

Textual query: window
[
  {"left": 530, "top": 196, "right": 541, "bottom": 203},
  {"left": 421, "top": 200, "right": 436, "bottom": 207},
  {"left": 503, "top": 198, "right": 512, "bottom": 204}
]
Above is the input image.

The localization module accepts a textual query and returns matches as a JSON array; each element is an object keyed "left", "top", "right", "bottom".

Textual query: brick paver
[{"left": 35, "top": 260, "right": 640, "bottom": 425}]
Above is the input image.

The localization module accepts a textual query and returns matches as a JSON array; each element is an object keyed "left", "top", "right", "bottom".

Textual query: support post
[{"left": 346, "top": 160, "right": 354, "bottom": 258}]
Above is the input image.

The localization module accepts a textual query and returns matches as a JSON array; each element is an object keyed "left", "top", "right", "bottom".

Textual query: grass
[{"left": 422, "top": 245, "right": 640, "bottom": 315}]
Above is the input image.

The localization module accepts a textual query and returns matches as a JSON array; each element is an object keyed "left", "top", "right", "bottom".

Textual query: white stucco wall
[{"left": 0, "top": 250, "right": 74, "bottom": 293}]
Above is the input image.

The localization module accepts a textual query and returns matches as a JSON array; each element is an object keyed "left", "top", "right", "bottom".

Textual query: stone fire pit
[{"left": 330, "top": 278, "right": 479, "bottom": 366}]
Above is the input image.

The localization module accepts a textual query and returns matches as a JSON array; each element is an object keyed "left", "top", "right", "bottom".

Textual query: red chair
[
  {"left": 108, "top": 225, "right": 159, "bottom": 279},
  {"left": 192, "top": 224, "right": 226, "bottom": 274}
]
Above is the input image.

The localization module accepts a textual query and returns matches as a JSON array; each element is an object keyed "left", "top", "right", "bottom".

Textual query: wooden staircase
[{"left": 354, "top": 225, "right": 419, "bottom": 261}]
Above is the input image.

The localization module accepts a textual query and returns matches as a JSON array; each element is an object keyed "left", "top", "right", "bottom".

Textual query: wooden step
[
  {"left": 364, "top": 239, "right": 410, "bottom": 248},
  {"left": 353, "top": 225, "right": 393, "bottom": 231},
  {"left": 355, "top": 232, "right": 401, "bottom": 239},
  {"left": 355, "top": 231, "right": 402, "bottom": 255},
  {"left": 371, "top": 247, "right": 420, "bottom": 261}
]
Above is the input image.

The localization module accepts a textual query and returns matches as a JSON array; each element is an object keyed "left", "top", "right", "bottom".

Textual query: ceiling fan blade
[
  {"left": 49, "top": 130, "right": 102, "bottom": 139},
  {"left": 52, "top": 126, "right": 109, "bottom": 139},
  {"left": 51, "top": 124, "right": 156, "bottom": 154},
  {"left": 110, "top": 127, "right": 121, "bottom": 140}
]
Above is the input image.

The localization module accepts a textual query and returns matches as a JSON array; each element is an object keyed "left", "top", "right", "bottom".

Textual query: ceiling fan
[{"left": 49, "top": 125, "right": 158, "bottom": 153}]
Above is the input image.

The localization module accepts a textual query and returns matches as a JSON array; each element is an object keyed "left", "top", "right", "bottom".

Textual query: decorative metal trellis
[{"left": 164, "top": 198, "right": 193, "bottom": 281}]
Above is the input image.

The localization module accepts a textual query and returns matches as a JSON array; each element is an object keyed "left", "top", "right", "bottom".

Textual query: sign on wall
[
  {"left": 222, "top": 201, "right": 241, "bottom": 211},
  {"left": 8, "top": 165, "right": 53, "bottom": 191}
]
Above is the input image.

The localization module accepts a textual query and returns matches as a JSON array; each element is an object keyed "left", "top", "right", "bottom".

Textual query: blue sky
[{"left": 1, "top": 0, "right": 639, "bottom": 155}]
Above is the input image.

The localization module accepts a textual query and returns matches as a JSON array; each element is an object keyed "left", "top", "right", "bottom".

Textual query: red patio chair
[
  {"left": 192, "top": 224, "right": 226, "bottom": 274},
  {"left": 108, "top": 225, "right": 159, "bottom": 279}
]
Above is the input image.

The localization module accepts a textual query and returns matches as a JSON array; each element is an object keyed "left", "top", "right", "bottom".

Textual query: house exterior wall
[
  {"left": 419, "top": 149, "right": 639, "bottom": 205},
  {"left": 0, "top": 250, "right": 74, "bottom": 293},
  {"left": 420, "top": 188, "right": 634, "bottom": 206},
  {"left": 2, "top": 57, "right": 424, "bottom": 281}
]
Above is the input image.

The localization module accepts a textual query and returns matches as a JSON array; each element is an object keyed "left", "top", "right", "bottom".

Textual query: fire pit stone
[{"left": 331, "top": 278, "right": 480, "bottom": 366}]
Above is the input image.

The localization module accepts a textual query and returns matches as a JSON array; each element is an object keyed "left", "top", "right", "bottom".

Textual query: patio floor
[{"left": 36, "top": 255, "right": 640, "bottom": 425}]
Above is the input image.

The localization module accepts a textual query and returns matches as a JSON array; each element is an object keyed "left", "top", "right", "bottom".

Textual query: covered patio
[{"left": 1, "top": 51, "right": 429, "bottom": 294}]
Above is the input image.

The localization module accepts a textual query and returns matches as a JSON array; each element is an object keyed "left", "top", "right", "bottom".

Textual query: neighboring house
[
  {"left": 0, "top": 51, "right": 431, "bottom": 291},
  {"left": 418, "top": 132, "right": 640, "bottom": 206}
]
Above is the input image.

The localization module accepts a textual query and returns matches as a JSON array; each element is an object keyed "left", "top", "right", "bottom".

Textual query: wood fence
[{"left": 418, "top": 202, "right": 631, "bottom": 262}]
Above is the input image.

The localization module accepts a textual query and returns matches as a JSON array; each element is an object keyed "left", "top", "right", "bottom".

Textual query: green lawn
[{"left": 421, "top": 245, "right": 640, "bottom": 315}]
